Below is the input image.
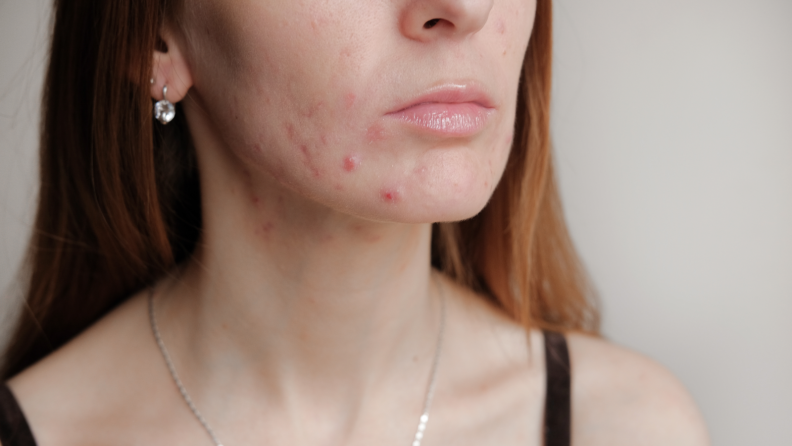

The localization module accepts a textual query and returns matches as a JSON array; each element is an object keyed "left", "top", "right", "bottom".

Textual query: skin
[{"left": 7, "top": 0, "right": 709, "bottom": 445}]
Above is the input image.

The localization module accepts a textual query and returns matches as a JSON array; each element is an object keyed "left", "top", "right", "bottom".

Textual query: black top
[{"left": 0, "top": 330, "right": 571, "bottom": 446}]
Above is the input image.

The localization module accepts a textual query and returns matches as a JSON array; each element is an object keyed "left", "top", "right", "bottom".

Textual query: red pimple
[
  {"left": 343, "top": 155, "right": 359, "bottom": 172},
  {"left": 380, "top": 188, "right": 401, "bottom": 203}
]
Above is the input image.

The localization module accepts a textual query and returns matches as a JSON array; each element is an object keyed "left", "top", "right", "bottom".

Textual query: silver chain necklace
[{"left": 148, "top": 282, "right": 446, "bottom": 446}]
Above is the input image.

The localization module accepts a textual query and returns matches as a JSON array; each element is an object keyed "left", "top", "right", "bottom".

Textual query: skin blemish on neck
[
  {"left": 350, "top": 223, "right": 383, "bottom": 244},
  {"left": 342, "top": 155, "right": 360, "bottom": 172},
  {"left": 254, "top": 221, "right": 275, "bottom": 238}
]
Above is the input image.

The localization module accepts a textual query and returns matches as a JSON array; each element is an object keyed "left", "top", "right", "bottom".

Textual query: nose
[{"left": 399, "top": 0, "right": 494, "bottom": 42}]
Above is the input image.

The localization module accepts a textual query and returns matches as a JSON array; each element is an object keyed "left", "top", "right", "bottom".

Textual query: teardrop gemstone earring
[{"left": 154, "top": 85, "right": 176, "bottom": 125}]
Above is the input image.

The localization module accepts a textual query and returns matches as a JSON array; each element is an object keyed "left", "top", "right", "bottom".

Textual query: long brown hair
[{"left": 2, "top": 0, "right": 598, "bottom": 380}]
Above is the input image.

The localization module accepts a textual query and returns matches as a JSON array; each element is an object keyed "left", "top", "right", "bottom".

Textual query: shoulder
[
  {"left": 5, "top": 291, "right": 184, "bottom": 445},
  {"left": 566, "top": 332, "right": 710, "bottom": 446}
]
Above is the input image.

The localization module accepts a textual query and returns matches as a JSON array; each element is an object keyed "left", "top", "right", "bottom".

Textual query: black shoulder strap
[
  {"left": 543, "top": 330, "right": 571, "bottom": 446},
  {"left": 0, "top": 384, "right": 37, "bottom": 446}
]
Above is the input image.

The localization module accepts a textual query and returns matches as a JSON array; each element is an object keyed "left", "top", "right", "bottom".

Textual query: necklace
[{"left": 148, "top": 280, "right": 446, "bottom": 446}]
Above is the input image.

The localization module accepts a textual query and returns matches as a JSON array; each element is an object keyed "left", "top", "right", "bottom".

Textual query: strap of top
[
  {"left": 543, "top": 330, "right": 572, "bottom": 446},
  {"left": 0, "top": 384, "right": 37, "bottom": 446}
]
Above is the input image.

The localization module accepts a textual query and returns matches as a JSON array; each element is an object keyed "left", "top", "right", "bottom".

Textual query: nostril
[{"left": 423, "top": 18, "right": 440, "bottom": 29}]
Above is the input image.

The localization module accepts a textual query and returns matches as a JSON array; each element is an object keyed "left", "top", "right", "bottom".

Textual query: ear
[{"left": 150, "top": 23, "right": 193, "bottom": 103}]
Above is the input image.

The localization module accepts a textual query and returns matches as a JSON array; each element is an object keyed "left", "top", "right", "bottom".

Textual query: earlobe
[{"left": 150, "top": 25, "right": 193, "bottom": 104}]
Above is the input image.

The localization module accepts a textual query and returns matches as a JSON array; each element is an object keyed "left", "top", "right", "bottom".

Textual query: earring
[{"left": 154, "top": 85, "right": 176, "bottom": 125}]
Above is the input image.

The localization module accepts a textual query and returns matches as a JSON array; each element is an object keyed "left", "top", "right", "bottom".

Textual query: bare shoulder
[
  {"left": 6, "top": 291, "right": 181, "bottom": 445},
  {"left": 567, "top": 332, "right": 710, "bottom": 446}
]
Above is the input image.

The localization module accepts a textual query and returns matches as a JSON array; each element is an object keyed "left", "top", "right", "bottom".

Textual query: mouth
[{"left": 385, "top": 82, "right": 496, "bottom": 137}]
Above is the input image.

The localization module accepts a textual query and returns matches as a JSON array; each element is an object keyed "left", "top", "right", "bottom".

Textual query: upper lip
[{"left": 387, "top": 81, "right": 497, "bottom": 114}]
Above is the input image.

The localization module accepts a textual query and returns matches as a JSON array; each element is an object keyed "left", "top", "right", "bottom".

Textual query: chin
[{"left": 356, "top": 175, "right": 497, "bottom": 224}]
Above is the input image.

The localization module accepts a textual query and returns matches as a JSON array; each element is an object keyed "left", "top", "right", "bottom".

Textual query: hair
[{"left": 1, "top": 0, "right": 599, "bottom": 380}]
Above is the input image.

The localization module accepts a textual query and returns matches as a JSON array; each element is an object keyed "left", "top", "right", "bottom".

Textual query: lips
[{"left": 385, "top": 83, "right": 496, "bottom": 137}]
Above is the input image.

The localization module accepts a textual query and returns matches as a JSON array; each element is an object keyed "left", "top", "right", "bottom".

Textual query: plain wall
[{"left": 1, "top": 0, "right": 790, "bottom": 444}]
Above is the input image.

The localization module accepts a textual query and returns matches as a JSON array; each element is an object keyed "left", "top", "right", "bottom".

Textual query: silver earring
[{"left": 154, "top": 85, "right": 176, "bottom": 125}]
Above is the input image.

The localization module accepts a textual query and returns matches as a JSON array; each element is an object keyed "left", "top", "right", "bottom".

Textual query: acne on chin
[
  {"left": 380, "top": 188, "right": 402, "bottom": 204},
  {"left": 342, "top": 155, "right": 360, "bottom": 172}
]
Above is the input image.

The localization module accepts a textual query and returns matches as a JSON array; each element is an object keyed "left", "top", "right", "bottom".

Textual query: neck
[{"left": 158, "top": 116, "right": 444, "bottom": 408}]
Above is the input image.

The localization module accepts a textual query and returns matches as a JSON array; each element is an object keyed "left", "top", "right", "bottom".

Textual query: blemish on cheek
[
  {"left": 284, "top": 122, "right": 296, "bottom": 142},
  {"left": 345, "top": 93, "right": 356, "bottom": 109},
  {"left": 303, "top": 101, "right": 324, "bottom": 118},
  {"left": 380, "top": 188, "right": 401, "bottom": 203},
  {"left": 366, "top": 123, "right": 386, "bottom": 143},
  {"left": 300, "top": 144, "right": 310, "bottom": 159},
  {"left": 342, "top": 155, "right": 360, "bottom": 172}
]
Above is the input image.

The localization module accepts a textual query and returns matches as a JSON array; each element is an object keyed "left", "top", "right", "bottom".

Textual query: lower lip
[{"left": 387, "top": 103, "right": 493, "bottom": 137}]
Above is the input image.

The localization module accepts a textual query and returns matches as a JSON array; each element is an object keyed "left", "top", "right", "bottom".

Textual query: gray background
[{"left": 1, "top": 0, "right": 790, "bottom": 444}]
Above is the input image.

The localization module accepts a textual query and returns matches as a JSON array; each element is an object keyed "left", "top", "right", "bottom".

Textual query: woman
[{"left": 0, "top": 0, "right": 708, "bottom": 444}]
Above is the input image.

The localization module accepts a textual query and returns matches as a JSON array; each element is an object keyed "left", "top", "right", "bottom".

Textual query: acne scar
[
  {"left": 496, "top": 19, "right": 506, "bottom": 34},
  {"left": 343, "top": 155, "right": 360, "bottom": 172},
  {"left": 303, "top": 101, "right": 324, "bottom": 118},
  {"left": 284, "top": 122, "right": 296, "bottom": 142},
  {"left": 345, "top": 93, "right": 356, "bottom": 109},
  {"left": 366, "top": 123, "right": 385, "bottom": 143},
  {"left": 255, "top": 221, "right": 275, "bottom": 237},
  {"left": 299, "top": 144, "right": 323, "bottom": 178}
]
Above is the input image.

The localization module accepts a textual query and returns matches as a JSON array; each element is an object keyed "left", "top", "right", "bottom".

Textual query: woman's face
[{"left": 178, "top": 0, "right": 536, "bottom": 223}]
